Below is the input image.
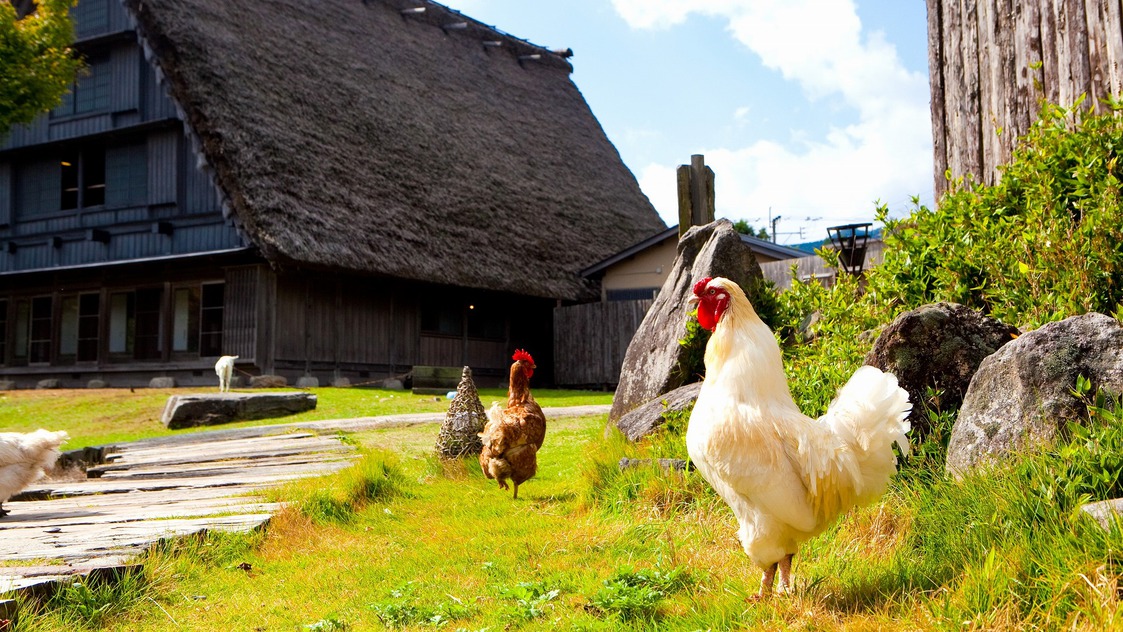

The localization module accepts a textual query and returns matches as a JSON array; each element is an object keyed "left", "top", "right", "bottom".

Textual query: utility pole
[{"left": 769, "top": 209, "right": 782, "bottom": 244}]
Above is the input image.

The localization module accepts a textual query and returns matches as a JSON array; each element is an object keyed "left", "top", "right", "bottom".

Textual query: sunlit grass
[
  {"left": 10, "top": 401, "right": 1123, "bottom": 630},
  {"left": 0, "top": 386, "right": 611, "bottom": 449}
]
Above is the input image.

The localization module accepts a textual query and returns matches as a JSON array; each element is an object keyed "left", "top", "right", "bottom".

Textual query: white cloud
[{"left": 612, "top": 0, "right": 933, "bottom": 237}]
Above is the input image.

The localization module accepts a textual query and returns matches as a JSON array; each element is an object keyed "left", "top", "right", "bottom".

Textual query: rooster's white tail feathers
[{"left": 822, "top": 366, "right": 911, "bottom": 503}]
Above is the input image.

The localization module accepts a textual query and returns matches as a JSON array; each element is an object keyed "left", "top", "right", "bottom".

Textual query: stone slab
[{"left": 160, "top": 392, "right": 317, "bottom": 429}]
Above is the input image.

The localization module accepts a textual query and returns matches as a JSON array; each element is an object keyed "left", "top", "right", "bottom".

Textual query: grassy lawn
[
  {"left": 0, "top": 387, "right": 612, "bottom": 449},
  {"left": 5, "top": 392, "right": 1123, "bottom": 630},
  {"left": 8, "top": 409, "right": 1123, "bottom": 630}
]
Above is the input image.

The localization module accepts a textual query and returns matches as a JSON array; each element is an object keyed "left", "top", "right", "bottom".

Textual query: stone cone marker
[{"left": 436, "top": 366, "right": 487, "bottom": 458}]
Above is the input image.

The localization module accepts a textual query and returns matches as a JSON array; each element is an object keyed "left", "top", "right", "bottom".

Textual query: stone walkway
[{"left": 0, "top": 404, "right": 610, "bottom": 598}]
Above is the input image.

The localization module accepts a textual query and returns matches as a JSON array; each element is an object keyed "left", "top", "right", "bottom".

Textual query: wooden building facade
[
  {"left": 927, "top": 0, "right": 1123, "bottom": 199},
  {"left": 0, "top": 0, "right": 665, "bottom": 388}
]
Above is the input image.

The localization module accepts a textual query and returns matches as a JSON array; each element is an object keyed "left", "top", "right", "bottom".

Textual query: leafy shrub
[
  {"left": 774, "top": 102, "right": 1123, "bottom": 431},
  {"left": 873, "top": 102, "right": 1123, "bottom": 329}
]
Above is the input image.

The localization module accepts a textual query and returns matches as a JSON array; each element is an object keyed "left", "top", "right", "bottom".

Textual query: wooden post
[
  {"left": 676, "top": 165, "right": 692, "bottom": 239},
  {"left": 677, "top": 154, "right": 716, "bottom": 239}
]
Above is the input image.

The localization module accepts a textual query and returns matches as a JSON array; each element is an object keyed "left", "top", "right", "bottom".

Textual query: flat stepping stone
[{"left": 160, "top": 391, "right": 317, "bottom": 429}]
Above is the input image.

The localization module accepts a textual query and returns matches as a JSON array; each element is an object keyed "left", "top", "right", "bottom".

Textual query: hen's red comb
[
  {"left": 512, "top": 349, "right": 535, "bottom": 365},
  {"left": 692, "top": 277, "right": 713, "bottom": 296}
]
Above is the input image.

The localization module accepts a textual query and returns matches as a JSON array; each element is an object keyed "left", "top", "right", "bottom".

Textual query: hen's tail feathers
[
  {"left": 19, "top": 429, "right": 69, "bottom": 471},
  {"left": 823, "top": 366, "right": 911, "bottom": 504}
]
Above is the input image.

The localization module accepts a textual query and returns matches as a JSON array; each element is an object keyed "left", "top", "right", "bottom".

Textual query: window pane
[
  {"left": 16, "top": 160, "right": 62, "bottom": 217},
  {"left": 199, "top": 283, "right": 224, "bottom": 356},
  {"left": 0, "top": 299, "right": 6, "bottom": 364},
  {"left": 29, "top": 296, "right": 52, "bottom": 363},
  {"left": 173, "top": 287, "right": 199, "bottom": 352},
  {"left": 60, "top": 296, "right": 79, "bottom": 357},
  {"left": 78, "top": 293, "right": 100, "bottom": 362},
  {"left": 83, "top": 146, "right": 106, "bottom": 207},
  {"left": 134, "top": 288, "right": 162, "bottom": 360},
  {"left": 109, "top": 293, "right": 130, "bottom": 354},
  {"left": 466, "top": 302, "right": 505, "bottom": 340},
  {"left": 74, "top": 57, "right": 110, "bottom": 114},
  {"left": 73, "top": 0, "right": 109, "bottom": 38},
  {"left": 105, "top": 142, "right": 147, "bottom": 207},
  {"left": 13, "top": 300, "right": 29, "bottom": 360},
  {"left": 421, "top": 298, "right": 462, "bottom": 336},
  {"left": 61, "top": 152, "right": 79, "bottom": 210}
]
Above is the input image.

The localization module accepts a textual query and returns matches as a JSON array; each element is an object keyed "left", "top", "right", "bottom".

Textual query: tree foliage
[
  {"left": 0, "top": 0, "right": 80, "bottom": 138},
  {"left": 776, "top": 102, "right": 1123, "bottom": 419},
  {"left": 731, "top": 218, "right": 769, "bottom": 240}
]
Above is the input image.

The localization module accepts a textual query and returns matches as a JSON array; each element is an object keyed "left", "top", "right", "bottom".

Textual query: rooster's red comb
[
  {"left": 692, "top": 277, "right": 714, "bottom": 296},
  {"left": 512, "top": 349, "right": 535, "bottom": 365}
]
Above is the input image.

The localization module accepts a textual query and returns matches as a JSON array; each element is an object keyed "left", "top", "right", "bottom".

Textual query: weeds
[
  {"left": 587, "top": 566, "right": 695, "bottom": 622},
  {"left": 495, "top": 581, "right": 561, "bottom": 622}
]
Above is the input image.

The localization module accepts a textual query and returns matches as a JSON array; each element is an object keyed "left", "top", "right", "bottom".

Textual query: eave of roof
[{"left": 580, "top": 225, "right": 807, "bottom": 279}]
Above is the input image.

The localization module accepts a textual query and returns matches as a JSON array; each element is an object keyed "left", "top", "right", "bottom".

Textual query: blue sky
[{"left": 446, "top": 0, "right": 932, "bottom": 246}]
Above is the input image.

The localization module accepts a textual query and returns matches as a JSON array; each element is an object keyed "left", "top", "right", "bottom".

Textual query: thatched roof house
[
  {"left": 0, "top": 0, "right": 662, "bottom": 388},
  {"left": 126, "top": 0, "right": 664, "bottom": 300}
]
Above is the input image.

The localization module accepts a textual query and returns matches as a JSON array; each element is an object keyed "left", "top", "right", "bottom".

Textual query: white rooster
[
  {"left": 685, "top": 277, "right": 911, "bottom": 597},
  {"left": 0, "top": 429, "right": 68, "bottom": 517}
]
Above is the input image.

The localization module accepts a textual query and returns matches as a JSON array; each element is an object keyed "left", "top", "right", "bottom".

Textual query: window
[
  {"left": 109, "top": 288, "right": 162, "bottom": 360},
  {"left": 466, "top": 302, "right": 505, "bottom": 340},
  {"left": 73, "top": 0, "right": 109, "bottom": 38},
  {"left": 200, "top": 283, "right": 224, "bottom": 356},
  {"left": 29, "top": 296, "right": 52, "bottom": 364},
  {"left": 421, "top": 298, "right": 463, "bottom": 336},
  {"left": 172, "top": 287, "right": 200, "bottom": 353},
  {"left": 13, "top": 301, "right": 29, "bottom": 362},
  {"left": 53, "top": 54, "right": 110, "bottom": 118},
  {"left": 14, "top": 160, "right": 61, "bottom": 217},
  {"left": 0, "top": 299, "right": 7, "bottom": 364},
  {"left": 172, "top": 284, "right": 223, "bottom": 357},
  {"left": 60, "top": 145, "right": 106, "bottom": 210},
  {"left": 105, "top": 143, "right": 147, "bottom": 207},
  {"left": 60, "top": 294, "right": 100, "bottom": 363}
]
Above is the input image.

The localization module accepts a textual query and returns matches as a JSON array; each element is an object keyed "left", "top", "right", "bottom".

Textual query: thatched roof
[{"left": 124, "top": 0, "right": 665, "bottom": 300}]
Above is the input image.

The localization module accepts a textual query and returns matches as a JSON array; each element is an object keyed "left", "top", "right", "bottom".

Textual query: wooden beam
[{"left": 676, "top": 165, "right": 692, "bottom": 239}]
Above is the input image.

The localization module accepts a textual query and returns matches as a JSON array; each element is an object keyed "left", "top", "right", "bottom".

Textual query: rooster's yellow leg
[{"left": 777, "top": 554, "right": 794, "bottom": 593}]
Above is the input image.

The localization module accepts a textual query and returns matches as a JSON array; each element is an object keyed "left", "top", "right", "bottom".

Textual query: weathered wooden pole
[{"left": 677, "top": 154, "right": 716, "bottom": 239}]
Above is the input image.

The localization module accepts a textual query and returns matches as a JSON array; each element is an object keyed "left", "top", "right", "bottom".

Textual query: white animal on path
[
  {"left": 215, "top": 355, "right": 239, "bottom": 392},
  {"left": 0, "top": 429, "right": 69, "bottom": 517}
]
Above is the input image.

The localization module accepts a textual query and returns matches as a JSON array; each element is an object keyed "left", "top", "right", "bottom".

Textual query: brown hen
[{"left": 478, "top": 349, "right": 546, "bottom": 499}]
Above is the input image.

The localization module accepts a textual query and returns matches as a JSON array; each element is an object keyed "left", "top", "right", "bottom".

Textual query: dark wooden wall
[
  {"left": 553, "top": 299, "right": 652, "bottom": 388},
  {"left": 269, "top": 273, "right": 540, "bottom": 386},
  {"left": 927, "top": 0, "right": 1123, "bottom": 199},
  {"left": 0, "top": 0, "right": 240, "bottom": 275}
]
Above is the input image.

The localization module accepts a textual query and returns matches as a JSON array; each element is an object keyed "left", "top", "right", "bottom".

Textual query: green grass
[
  {"left": 0, "top": 386, "right": 611, "bottom": 449},
  {"left": 7, "top": 394, "right": 1123, "bottom": 630}
]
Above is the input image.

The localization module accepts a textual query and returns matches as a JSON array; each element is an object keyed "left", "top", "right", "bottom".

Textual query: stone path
[{"left": 0, "top": 404, "right": 610, "bottom": 598}]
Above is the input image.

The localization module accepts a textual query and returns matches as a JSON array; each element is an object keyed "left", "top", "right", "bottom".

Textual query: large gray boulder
[
  {"left": 947, "top": 313, "right": 1123, "bottom": 476},
  {"left": 865, "top": 302, "right": 1018, "bottom": 439},
  {"left": 161, "top": 392, "right": 317, "bottom": 429},
  {"left": 609, "top": 220, "right": 762, "bottom": 426},
  {"left": 615, "top": 382, "right": 702, "bottom": 441}
]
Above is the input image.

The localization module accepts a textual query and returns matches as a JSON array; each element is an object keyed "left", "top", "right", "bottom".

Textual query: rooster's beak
[{"left": 686, "top": 295, "right": 699, "bottom": 308}]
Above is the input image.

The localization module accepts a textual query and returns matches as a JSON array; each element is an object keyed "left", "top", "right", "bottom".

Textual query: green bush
[
  {"left": 773, "top": 102, "right": 1123, "bottom": 435},
  {"left": 873, "top": 102, "right": 1123, "bottom": 329}
]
